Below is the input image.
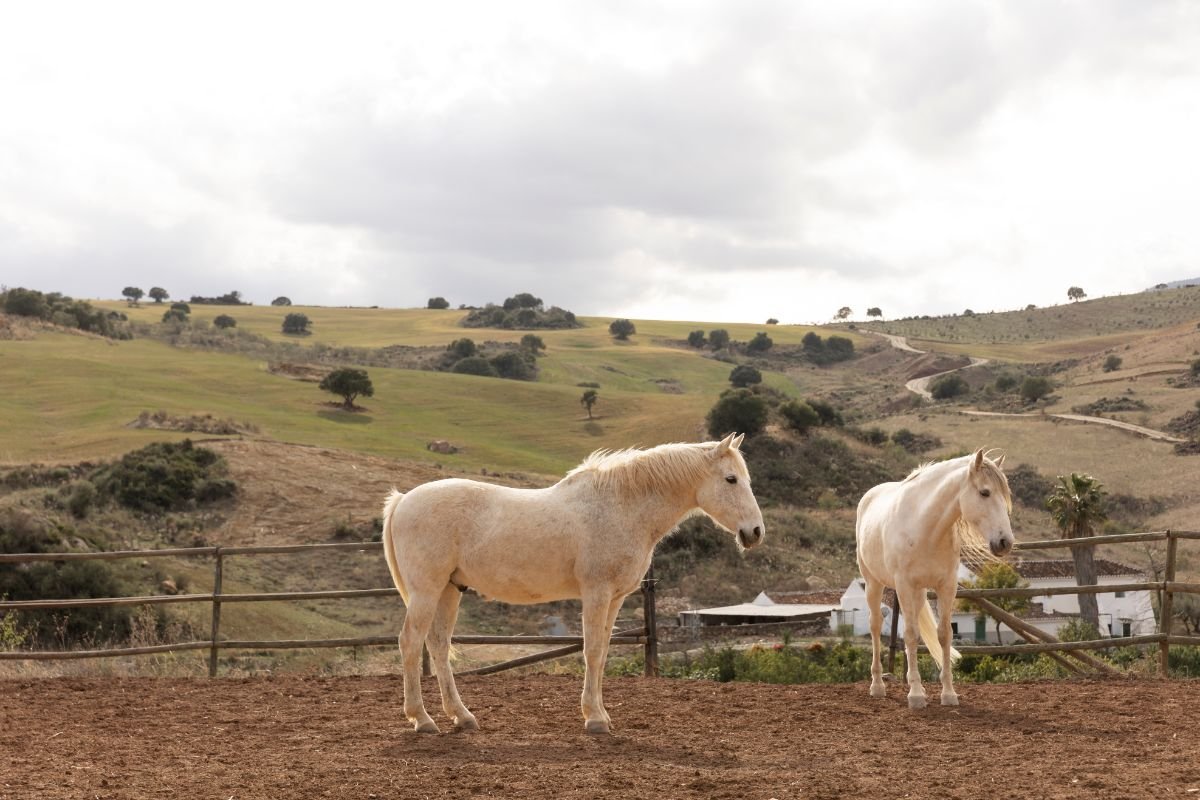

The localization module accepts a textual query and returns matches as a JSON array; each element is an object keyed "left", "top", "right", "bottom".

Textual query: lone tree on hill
[
  {"left": 835, "top": 306, "right": 852, "bottom": 320},
  {"left": 148, "top": 287, "right": 169, "bottom": 304},
  {"left": 271, "top": 296, "right": 292, "bottom": 306},
  {"left": 960, "top": 562, "right": 1030, "bottom": 643},
  {"left": 122, "top": 286, "right": 144, "bottom": 306},
  {"left": 282, "top": 312, "right": 311, "bottom": 335},
  {"left": 580, "top": 389, "right": 598, "bottom": 419},
  {"left": 427, "top": 297, "right": 450, "bottom": 309},
  {"left": 320, "top": 367, "right": 374, "bottom": 410},
  {"left": 609, "top": 319, "right": 636, "bottom": 340},
  {"left": 728, "top": 364, "right": 763, "bottom": 388},
  {"left": 867, "top": 307, "right": 882, "bottom": 319},
  {"left": 213, "top": 314, "right": 237, "bottom": 329},
  {"left": 1046, "top": 473, "right": 1107, "bottom": 631},
  {"left": 765, "top": 318, "right": 779, "bottom": 325},
  {"left": 1067, "top": 286, "right": 1087, "bottom": 302},
  {"left": 708, "top": 329, "right": 730, "bottom": 350}
]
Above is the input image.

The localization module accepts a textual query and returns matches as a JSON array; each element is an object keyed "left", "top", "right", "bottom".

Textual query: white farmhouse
[{"left": 833, "top": 558, "right": 1154, "bottom": 644}]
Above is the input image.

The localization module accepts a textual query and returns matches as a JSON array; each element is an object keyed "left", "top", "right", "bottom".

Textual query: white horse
[
  {"left": 382, "top": 433, "right": 765, "bottom": 734},
  {"left": 855, "top": 449, "right": 1013, "bottom": 709}
]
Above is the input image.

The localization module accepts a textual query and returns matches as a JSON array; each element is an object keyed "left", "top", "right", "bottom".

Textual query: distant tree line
[
  {"left": 442, "top": 335, "right": 544, "bottom": 381},
  {"left": 460, "top": 293, "right": 581, "bottom": 330},
  {"left": 190, "top": 290, "right": 251, "bottom": 305},
  {"left": 1, "top": 287, "right": 132, "bottom": 339}
]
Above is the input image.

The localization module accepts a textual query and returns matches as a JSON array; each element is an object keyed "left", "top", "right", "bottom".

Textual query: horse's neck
[{"left": 914, "top": 460, "right": 966, "bottom": 541}]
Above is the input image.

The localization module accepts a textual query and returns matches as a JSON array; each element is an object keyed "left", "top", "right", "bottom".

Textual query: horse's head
[
  {"left": 695, "top": 433, "right": 766, "bottom": 550},
  {"left": 959, "top": 449, "right": 1014, "bottom": 557}
]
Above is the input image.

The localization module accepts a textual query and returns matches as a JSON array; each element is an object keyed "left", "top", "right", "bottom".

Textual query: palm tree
[{"left": 1046, "top": 473, "right": 1108, "bottom": 631}]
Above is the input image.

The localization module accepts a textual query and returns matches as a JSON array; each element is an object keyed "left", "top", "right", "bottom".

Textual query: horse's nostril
[{"left": 753, "top": 526, "right": 762, "bottom": 538}]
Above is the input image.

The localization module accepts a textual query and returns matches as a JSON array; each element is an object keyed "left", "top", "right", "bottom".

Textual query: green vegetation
[
  {"left": 461, "top": 293, "right": 580, "bottom": 330},
  {"left": 190, "top": 290, "right": 249, "bottom": 305},
  {"left": 580, "top": 389, "right": 598, "bottom": 419},
  {"left": 426, "top": 297, "right": 450, "bottom": 309},
  {"left": 930, "top": 373, "right": 969, "bottom": 400},
  {"left": 959, "top": 562, "right": 1029, "bottom": 643},
  {"left": 1, "top": 287, "right": 131, "bottom": 339},
  {"left": 1047, "top": 473, "right": 1108, "bottom": 630},
  {"left": 609, "top": 318, "right": 636, "bottom": 340},
  {"left": 1020, "top": 375, "right": 1053, "bottom": 403},
  {"left": 319, "top": 368, "right": 375, "bottom": 410},
  {"left": 707, "top": 389, "right": 769, "bottom": 439},
  {"left": 148, "top": 287, "right": 169, "bottom": 304},
  {"left": 213, "top": 314, "right": 237, "bottom": 330},
  {"left": 282, "top": 312, "right": 311, "bottom": 335},
  {"left": 728, "top": 365, "right": 762, "bottom": 388},
  {"left": 1103, "top": 354, "right": 1122, "bottom": 372},
  {"left": 779, "top": 400, "right": 819, "bottom": 435}
]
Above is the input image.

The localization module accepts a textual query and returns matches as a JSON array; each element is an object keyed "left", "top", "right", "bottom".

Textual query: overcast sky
[{"left": 2, "top": 1, "right": 1198, "bottom": 323}]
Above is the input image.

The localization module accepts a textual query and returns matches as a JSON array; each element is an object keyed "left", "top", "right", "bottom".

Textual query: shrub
[
  {"left": 706, "top": 389, "right": 769, "bottom": 439},
  {"left": 891, "top": 428, "right": 941, "bottom": 454},
  {"left": 807, "top": 399, "right": 844, "bottom": 427},
  {"left": 1057, "top": 619, "right": 1101, "bottom": 642},
  {"left": 609, "top": 319, "right": 636, "bottom": 340},
  {"left": 446, "top": 338, "right": 477, "bottom": 360},
  {"left": 89, "top": 440, "right": 234, "bottom": 513},
  {"left": 687, "top": 330, "right": 706, "bottom": 348},
  {"left": 1020, "top": 375, "right": 1054, "bottom": 403},
  {"left": 213, "top": 314, "right": 237, "bottom": 329},
  {"left": 451, "top": 357, "right": 498, "bottom": 377},
  {"left": 1102, "top": 354, "right": 1122, "bottom": 372},
  {"left": 170, "top": 302, "right": 191, "bottom": 314},
  {"left": 708, "top": 329, "right": 731, "bottom": 350},
  {"left": 489, "top": 351, "right": 535, "bottom": 380},
  {"left": 520, "top": 334, "right": 545, "bottom": 354},
  {"left": 745, "top": 332, "right": 773, "bottom": 354},
  {"left": 271, "top": 296, "right": 292, "bottom": 306},
  {"left": 427, "top": 297, "right": 450, "bottom": 309},
  {"left": 65, "top": 480, "right": 98, "bottom": 519},
  {"left": 161, "top": 308, "right": 189, "bottom": 324},
  {"left": 728, "top": 365, "right": 763, "bottom": 388},
  {"left": 282, "top": 312, "right": 311, "bottom": 335},
  {"left": 994, "top": 373, "right": 1019, "bottom": 392},
  {"left": 765, "top": 318, "right": 779, "bottom": 325},
  {"left": 930, "top": 373, "right": 969, "bottom": 400},
  {"left": 780, "top": 400, "right": 820, "bottom": 435},
  {"left": 4, "top": 287, "right": 49, "bottom": 318}
]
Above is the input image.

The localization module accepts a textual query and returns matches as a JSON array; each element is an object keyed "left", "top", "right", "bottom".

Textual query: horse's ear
[
  {"left": 712, "top": 433, "right": 734, "bottom": 457},
  {"left": 971, "top": 448, "right": 984, "bottom": 472},
  {"left": 731, "top": 433, "right": 745, "bottom": 451},
  {"left": 995, "top": 453, "right": 1006, "bottom": 469}
]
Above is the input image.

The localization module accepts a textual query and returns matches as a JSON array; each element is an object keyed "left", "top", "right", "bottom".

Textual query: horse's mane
[
  {"left": 564, "top": 442, "right": 721, "bottom": 496},
  {"left": 905, "top": 451, "right": 1012, "bottom": 563}
]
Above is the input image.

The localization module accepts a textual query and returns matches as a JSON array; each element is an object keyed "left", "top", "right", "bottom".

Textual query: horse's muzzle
[
  {"left": 990, "top": 536, "right": 1013, "bottom": 557},
  {"left": 738, "top": 526, "right": 764, "bottom": 549}
]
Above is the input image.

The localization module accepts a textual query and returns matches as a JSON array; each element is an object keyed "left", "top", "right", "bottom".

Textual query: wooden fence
[
  {"left": 887, "top": 529, "right": 1200, "bottom": 677},
  {"left": 0, "top": 542, "right": 659, "bottom": 677}
]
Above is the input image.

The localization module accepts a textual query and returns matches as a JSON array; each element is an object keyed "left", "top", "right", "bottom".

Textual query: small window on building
[{"left": 1115, "top": 591, "right": 1126, "bottom": 598}]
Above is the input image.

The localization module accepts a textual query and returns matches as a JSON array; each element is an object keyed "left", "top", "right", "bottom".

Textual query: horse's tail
[
  {"left": 917, "top": 599, "right": 961, "bottom": 669},
  {"left": 382, "top": 488, "right": 409, "bottom": 606}
]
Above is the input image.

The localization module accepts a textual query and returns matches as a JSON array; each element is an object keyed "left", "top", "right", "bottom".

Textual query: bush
[
  {"left": 930, "top": 373, "right": 969, "bottom": 400},
  {"left": 728, "top": 365, "right": 763, "bottom": 388},
  {"left": 745, "top": 332, "right": 773, "bottom": 354},
  {"left": 427, "top": 297, "right": 450, "bottom": 309},
  {"left": 994, "top": 373, "right": 1019, "bottom": 392},
  {"left": 282, "top": 312, "right": 311, "bottom": 335},
  {"left": 520, "top": 334, "right": 545, "bottom": 354},
  {"left": 687, "top": 330, "right": 706, "bottom": 348},
  {"left": 489, "top": 351, "right": 535, "bottom": 380},
  {"left": 1057, "top": 619, "right": 1101, "bottom": 642},
  {"left": 65, "top": 480, "right": 98, "bottom": 519},
  {"left": 765, "top": 318, "right": 779, "bottom": 325},
  {"left": 1102, "top": 354, "right": 1122, "bottom": 372},
  {"left": 161, "top": 308, "right": 189, "bottom": 324},
  {"left": 89, "top": 440, "right": 234, "bottom": 513},
  {"left": 807, "top": 399, "right": 844, "bottom": 427},
  {"left": 4, "top": 287, "right": 49, "bottom": 318},
  {"left": 609, "top": 319, "right": 636, "bottom": 340},
  {"left": 271, "top": 296, "right": 292, "bottom": 306},
  {"left": 780, "top": 400, "right": 820, "bottom": 435},
  {"left": 1020, "top": 375, "right": 1054, "bottom": 403},
  {"left": 446, "top": 338, "right": 477, "bottom": 360},
  {"left": 213, "top": 314, "right": 237, "bottom": 329},
  {"left": 451, "top": 357, "right": 498, "bottom": 377},
  {"left": 891, "top": 428, "right": 941, "bottom": 454},
  {"left": 709, "top": 329, "right": 731, "bottom": 350},
  {"left": 706, "top": 389, "right": 769, "bottom": 439}
]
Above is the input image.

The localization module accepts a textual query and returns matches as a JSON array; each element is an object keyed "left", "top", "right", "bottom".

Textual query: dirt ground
[{"left": 2, "top": 674, "right": 1197, "bottom": 800}]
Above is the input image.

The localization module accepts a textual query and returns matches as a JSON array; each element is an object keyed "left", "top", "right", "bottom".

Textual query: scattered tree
[
  {"left": 170, "top": 302, "right": 191, "bottom": 314},
  {"left": 319, "top": 367, "right": 374, "bottom": 410},
  {"left": 503, "top": 292, "right": 543, "bottom": 311},
  {"left": 959, "top": 562, "right": 1030, "bottom": 643},
  {"left": 609, "top": 319, "right": 636, "bottom": 340},
  {"left": 451, "top": 357, "right": 498, "bottom": 377},
  {"left": 489, "top": 351, "right": 535, "bottom": 380},
  {"left": 728, "top": 365, "right": 763, "bottom": 388},
  {"left": 780, "top": 400, "right": 819, "bottom": 435},
  {"left": 706, "top": 389, "right": 768, "bottom": 439},
  {"left": 1067, "top": 286, "right": 1087, "bottom": 302},
  {"left": 122, "top": 286, "right": 144, "bottom": 306},
  {"left": 930, "top": 373, "right": 969, "bottom": 400},
  {"left": 825, "top": 335, "right": 855, "bottom": 361},
  {"left": 1046, "top": 473, "right": 1108, "bottom": 631},
  {"left": 213, "top": 314, "right": 237, "bottom": 329},
  {"left": 282, "top": 312, "right": 311, "bottom": 335},
  {"left": 835, "top": 306, "right": 852, "bottom": 320},
  {"left": 580, "top": 389, "right": 598, "bottom": 419},
  {"left": 1020, "top": 375, "right": 1054, "bottom": 403},
  {"left": 745, "top": 332, "right": 774, "bottom": 354},
  {"left": 161, "top": 308, "right": 188, "bottom": 324},
  {"left": 271, "top": 296, "right": 292, "bottom": 306},
  {"left": 1102, "top": 354, "right": 1122, "bottom": 373},
  {"left": 708, "top": 329, "right": 730, "bottom": 350},
  {"left": 994, "top": 373, "right": 1019, "bottom": 393},
  {"left": 866, "top": 307, "right": 882, "bottom": 319},
  {"left": 807, "top": 399, "right": 844, "bottom": 427},
  {"left": 427, "top": 297, "right": 450, "bottom": 309},
  {"left": 765, "top": 318, "right": 779, "bottom": 325},
  {"left": 447, "top": 338, "right": 477, "bottom": 360},
  {"left": 148, "top": 287, "right": 169, "bottom": 304},
  {"left": 4, "top": 287, "right": 48, "bottom": 318},
  {"left": 687, "top": 330, "right": 707, "bottom": 348},
  {"left": 520, "top": 334, "right": 546, "bottom": 354}
]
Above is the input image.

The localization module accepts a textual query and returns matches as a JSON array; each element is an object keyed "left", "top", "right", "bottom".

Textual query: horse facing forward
[
  {"left": 382, "top": 433, "right": 765, "bottom": 734},
  {"left": 856, "top": 449, "right": 1013, "bottom": 709}
]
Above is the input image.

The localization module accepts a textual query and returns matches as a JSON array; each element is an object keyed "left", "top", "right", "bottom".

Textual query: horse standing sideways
[
  {"left": 856, "top": 449, "right": 1013, "bottom": 709},
  {"left": 382, "top": 433, "right": 765, "bottom": 734}
]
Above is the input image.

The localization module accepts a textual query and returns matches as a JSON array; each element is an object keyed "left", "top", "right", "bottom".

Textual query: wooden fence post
[
  {"left": 1160, "top": 530, "right": 1178, "bottom": 678},
  {"left": 208, "top": 547, "right": 223, "bottom": 678},
  {"left": 642, "top": 564, "right": 659, "bottom": 677}
]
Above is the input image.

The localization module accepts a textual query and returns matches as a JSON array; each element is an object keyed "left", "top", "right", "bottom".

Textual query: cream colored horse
[
  {"left": 382, "top": 433, "right": 765, "bottom": 734},
  {"left": 856, "top": 449, "right": 1013, "bottom": 709}
]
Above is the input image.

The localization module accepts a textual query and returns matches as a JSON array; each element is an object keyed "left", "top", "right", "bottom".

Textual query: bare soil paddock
[{"left": 2, "top": 674, "right": 1197, "bottom": 799}]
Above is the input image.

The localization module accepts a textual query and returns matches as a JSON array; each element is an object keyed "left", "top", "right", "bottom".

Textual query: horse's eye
[
  {"left": 725, "top": 476, "right": 738, "bottom": 484},
  {"left": 980, "top": 489, "right": 991, "bottom": 498}
]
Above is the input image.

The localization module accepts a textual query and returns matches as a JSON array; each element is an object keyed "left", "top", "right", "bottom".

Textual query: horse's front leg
[
  {"left": 935, "top": 583, "right": 959, "bottom": 706},
  {"left": 864, "top": 578, "right": 886, "bottom": 698},
  {"left": 897, "top": 584, "right": 927, "bottom": 710},
  {"left": 580, "top": 592, "right": 622, "bottom": 734}
]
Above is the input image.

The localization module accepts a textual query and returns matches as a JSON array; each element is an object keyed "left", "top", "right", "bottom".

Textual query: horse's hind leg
[
  {"left": 935, "top": 582, "right": 959, "bottom": 706},
  {"left": 896, "top": 583, "right": 928, "bottom": 710},
  {"left": 399, "top": 592, "right": 439, "bottom": 733},
  {"left": 864, "top": 577, "right": 886, "bottom": 698},
  {"left": 427, "top": 584, "right": 477, "bottom": 731}
]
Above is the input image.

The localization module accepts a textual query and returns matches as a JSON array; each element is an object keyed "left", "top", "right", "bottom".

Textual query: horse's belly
[{"left": 456, "top": 567, "right": 580, "bottom": 605}]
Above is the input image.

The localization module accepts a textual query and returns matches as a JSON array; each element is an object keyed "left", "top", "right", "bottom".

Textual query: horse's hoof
[
  {"left": 907, "top": 694, "right": 927, "bottom": 710},
  {"left": 869, "top": 682, "right": 886, "bottom": 698},
  {"left": 455, "top": 715, "right": 479, "bottom": 732},
  {"left": 584, "top": 719, "right": 611, "bottom": 735},
  {"left": 414, "top": 718, "right": 440, "bottom": 734},
  {"left": 941, "top": 692, "right": 959, "bottom": 707}
]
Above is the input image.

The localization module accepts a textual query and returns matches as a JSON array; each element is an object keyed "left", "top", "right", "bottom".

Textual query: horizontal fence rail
[{"left": 0, "top": 541, "right": 660, "bottom": 677}]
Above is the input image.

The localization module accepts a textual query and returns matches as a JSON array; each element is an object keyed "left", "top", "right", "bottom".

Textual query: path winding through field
[{"left": 869, "top": 331, "right": 1185, "bottom": 443}]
